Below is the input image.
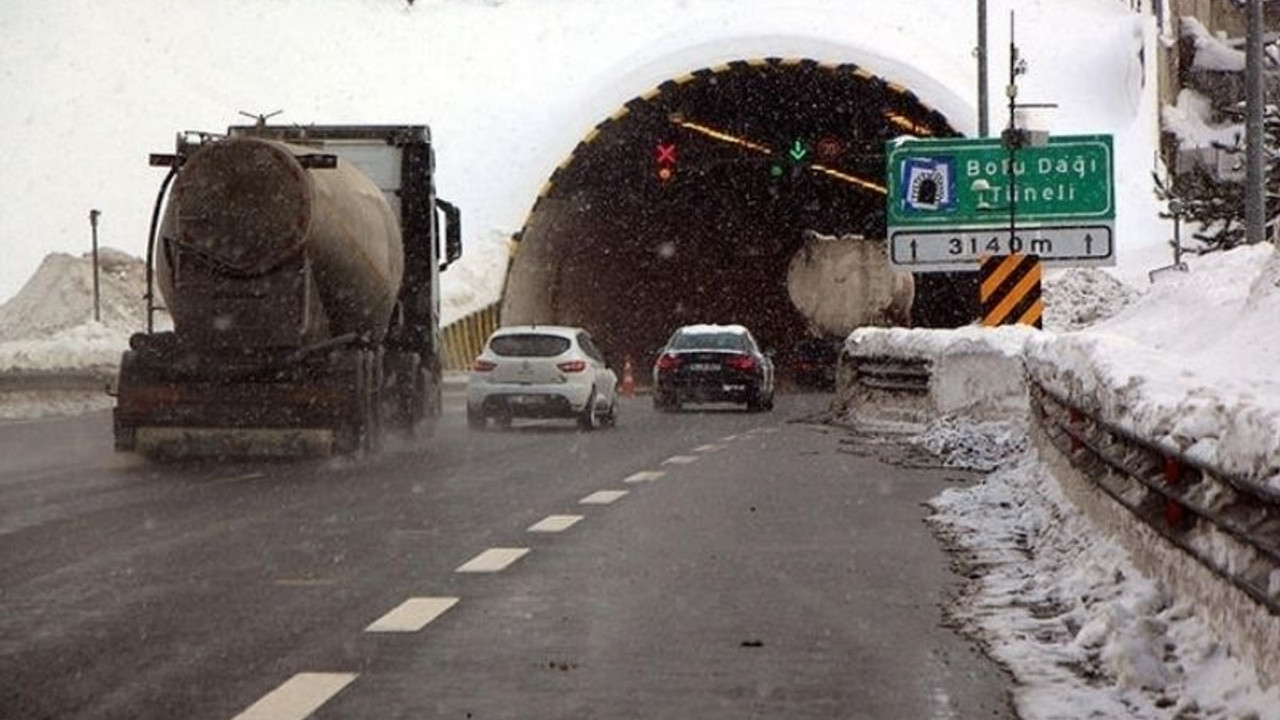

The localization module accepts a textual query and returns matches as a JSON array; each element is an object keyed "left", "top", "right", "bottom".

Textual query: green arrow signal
[{"left": 788, "top": 140, "right": 808, "bottom": 162}]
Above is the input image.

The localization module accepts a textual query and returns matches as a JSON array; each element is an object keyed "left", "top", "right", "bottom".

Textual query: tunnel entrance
[{"left": 504, "top": 58, "right": 970, "bottom": 377}]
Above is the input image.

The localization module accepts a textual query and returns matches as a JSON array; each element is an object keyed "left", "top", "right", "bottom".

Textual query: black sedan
[{"left": 652, "top": 324, "right": 775, "bottom": 412}]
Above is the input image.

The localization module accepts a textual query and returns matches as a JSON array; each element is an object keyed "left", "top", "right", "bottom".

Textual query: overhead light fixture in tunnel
[
  {"left": 673, "top": 117, "right": 886, "bottom": 194},
  {"left": 672, "top": 119, "right": 774, "bottom": 155},
  {"left": 885, "top": 111, "right": 933, "bottom": 136},
  {"left": 808, "top": 164, "right": 887, "bottom": 194}
]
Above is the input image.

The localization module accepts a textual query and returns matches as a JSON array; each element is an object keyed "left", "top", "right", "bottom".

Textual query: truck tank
[
  {"left": 156, "top": 135, "right": 404, "bottom": 349},
  {"left": 115, "top": 124, "right": 462, "bottom": 458}
]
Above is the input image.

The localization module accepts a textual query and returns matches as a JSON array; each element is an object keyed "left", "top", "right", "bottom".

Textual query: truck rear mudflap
[
  {"left": 114, "top": 345, "right": 380, "bottom": 458},
  {"left": 132, "top": 426, "right": 334, "bottom": 459}
]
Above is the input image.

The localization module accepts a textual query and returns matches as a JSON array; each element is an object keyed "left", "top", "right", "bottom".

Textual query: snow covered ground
[
  {"left": 930, "top": 440, "right": 1280, "bottom": 720},
  {"left": 836, "top": 249, "right": 1280, "bottom": 718}
]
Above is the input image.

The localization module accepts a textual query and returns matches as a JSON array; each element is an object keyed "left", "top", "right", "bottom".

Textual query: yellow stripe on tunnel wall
[{"left": 441, "top": 303, "right": 501, "bottom": 371}]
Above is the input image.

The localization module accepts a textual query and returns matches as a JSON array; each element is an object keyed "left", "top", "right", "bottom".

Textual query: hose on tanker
[{"left": 145, "top": 165, "right": 180, "bottom": 335}]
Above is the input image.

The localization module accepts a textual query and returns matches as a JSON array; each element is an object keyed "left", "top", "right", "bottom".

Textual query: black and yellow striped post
[{"left": 979, "top": 254, "right": 1043, "bottom": 328}]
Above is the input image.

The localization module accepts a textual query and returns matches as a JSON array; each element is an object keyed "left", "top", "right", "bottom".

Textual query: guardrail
[
  {"left": 849, "top": 355, "right": 931, "bottom": 393},
  {"left": 1031, "top": 378, "right": 1280, "bottom": 617},
  {"left": 0, "top": 369, "right": 115, "bottom": 393}
]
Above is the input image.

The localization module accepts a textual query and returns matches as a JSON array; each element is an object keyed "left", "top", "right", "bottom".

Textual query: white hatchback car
[{"left": 467, "top": 325, "right": 619, "bottom": 430}]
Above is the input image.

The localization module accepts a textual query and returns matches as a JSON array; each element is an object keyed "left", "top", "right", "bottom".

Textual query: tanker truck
[{"left": 113, "top": 123, "right": 461, "bottom": 457}]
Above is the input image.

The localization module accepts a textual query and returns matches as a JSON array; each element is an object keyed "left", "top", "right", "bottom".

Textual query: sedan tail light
[
  {"left": 557, "top": 359, "right": 588, "bottom": 373},
  {"left": 472, "top": 358, "right": 497, "bottom": 372},
  {"left": 725, "top": 354, "right": 757, "bottom": 371},
  {"left": 655, "top": 353, "right": 683, "bottom": 370}
]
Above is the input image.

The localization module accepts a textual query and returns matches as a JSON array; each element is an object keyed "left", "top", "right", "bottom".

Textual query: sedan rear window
[
  {"left": 490, "top": 334, "right": 571, "bottom": 357},
  {"left": 670, "top": 332, "right": 749, "bottom": 351}
]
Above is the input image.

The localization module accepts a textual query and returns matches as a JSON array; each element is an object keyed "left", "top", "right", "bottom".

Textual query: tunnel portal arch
[{"left": 503, "top": 57, "right": 971, "bottom": 378}]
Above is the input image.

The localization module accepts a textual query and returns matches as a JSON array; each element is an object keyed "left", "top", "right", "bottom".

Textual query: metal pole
[
  {"left": 1008, "top": 11, "right": 1017, "bottom": 248},
  {"left": 978, "top": 0, "right": 989, "bottom": 137},
  {"left": 89, "top": 209, "right": 101, "bottom": 323},
  {"left": 1246, "top": 0, "right": 1266, "bottom": 244}
]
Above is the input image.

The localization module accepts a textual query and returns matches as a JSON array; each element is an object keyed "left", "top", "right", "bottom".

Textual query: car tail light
[
  {"left": 726, "top": 354, "right": 757, "bottom": 371},
  {"left": 655, "top": 353, "right": 683, "bottom": 370},
  {"left": 472, "top": 358, "right": 497, "bottom": 372},
  {"left": 557, "top": 359, "right": 587, "bottom": 373}
]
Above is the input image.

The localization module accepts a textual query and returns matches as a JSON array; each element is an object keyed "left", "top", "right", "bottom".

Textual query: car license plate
[
  {"left": 690, "top": 363, "right": 718, "bottom": 372},
  {"left": 510, "top": 395, "right": 541, "bottom": 405}
]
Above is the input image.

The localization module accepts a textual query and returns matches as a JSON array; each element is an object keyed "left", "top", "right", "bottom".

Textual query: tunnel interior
[{"left": 504, "top": 58, "right": 973, "bottom": 376}]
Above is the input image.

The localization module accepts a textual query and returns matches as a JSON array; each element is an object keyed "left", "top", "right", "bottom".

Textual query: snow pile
[
  {"left": 0, "top": 249, "right": 146, "bottom": 342},
  {"left": 0, "top": 249, "right": 151, "bottom": 374},
  {"left": 1042, "top": 267, "right": 1141, "bottom": 332},
  {"left": 1181, "top": 15, "right": 1245, "bottom": 73},
  {"left": 911, "top": 417, "right": 1028, "bottom": 472},
  {"left": 931, "top": 452, "right": 1280, "bottom": 720},
  {"left": 1028, "top": 243, "right": 1280, "bottom": 489},
  {"left": 1161, "top": 88, "right": 1240, "bottom": 151}
]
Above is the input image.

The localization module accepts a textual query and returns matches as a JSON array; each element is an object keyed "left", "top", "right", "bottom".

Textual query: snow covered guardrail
[
  {"left": 1032, "top": 378, "right": 1280, "bottom": 617},
  {"left": 846, "top": 355, "right": 930, "bottom": 393},
  {"left": 834, "top": 326, "right": 1033, "bottom": 426}
]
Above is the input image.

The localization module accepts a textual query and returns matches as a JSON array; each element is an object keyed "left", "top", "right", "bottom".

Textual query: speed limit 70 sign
[{"left": 888, "top": 225, "right": 1113, "bottom": 272}]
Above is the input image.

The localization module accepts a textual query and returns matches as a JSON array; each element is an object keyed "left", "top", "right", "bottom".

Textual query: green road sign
[
  {"left": 886, "top": 134, "right": 1115, "bottom": 271},
  {"left": 886, "top": 134, "right": 1114, "bottom": 228}
]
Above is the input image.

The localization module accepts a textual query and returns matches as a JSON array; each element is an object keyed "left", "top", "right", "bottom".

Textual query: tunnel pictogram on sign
[{"left": 980, "top": 254, "right": 1042, "bottom": 328}]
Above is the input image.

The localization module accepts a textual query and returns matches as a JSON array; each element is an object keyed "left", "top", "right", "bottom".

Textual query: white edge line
[{"left": 230, "top": 672, "right": 358, "bottom": 720}]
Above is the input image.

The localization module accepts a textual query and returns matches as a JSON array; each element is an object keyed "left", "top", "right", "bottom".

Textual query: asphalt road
[{"left": 0, "top": 393, "right": 1014, "bottom": 720}]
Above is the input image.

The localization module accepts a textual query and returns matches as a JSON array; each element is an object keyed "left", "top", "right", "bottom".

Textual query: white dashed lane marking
[
  {"left": 528, "top": 515, "right": 584, "bottom": 533},
  {"left": 662, "top": 455, "right": 699, "bottom": 465},
  {"left": 693, "top": 444, "right": 726, "bottom": 453},
  {"left": 456, "top": 547, "right": 530, "bottom": 573},
  {"left": 230, "top": 672, "right": 357, "bottom": 720},
  {"left": 720, "top": 434, "right": 739, "bottom": 442},
  {"left": 365, "top": 597, "right": 458, "bottom": 633},
  {"left": 623, "top": 470, "right": 666, "bottom": 484},
  {"left": 579, "top": 490, "right": 628, "bottom": 505}
]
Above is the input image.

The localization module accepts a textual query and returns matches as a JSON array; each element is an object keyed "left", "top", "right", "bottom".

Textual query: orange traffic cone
[{"left": 620, "top": 356, "right": 636, "bottom": 398}]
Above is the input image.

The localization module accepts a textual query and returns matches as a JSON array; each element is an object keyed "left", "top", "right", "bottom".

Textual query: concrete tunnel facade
[{"left": 501, "top": 56, "right": 976, "bottom": 377}]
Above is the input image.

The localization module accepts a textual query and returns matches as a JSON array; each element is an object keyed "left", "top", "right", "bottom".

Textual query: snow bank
[
  {"left": 1028, "top": 244, "right": 1280, "bottom": 489},
  {"left": 931, "top": 450, "right": 1280, "bottom": 719},
  {"left": 0, "top": 249, "right": 151, "bottom": 377},
  {"left": 1181, "top": 15, "right": 1245, "bottom": 73}
]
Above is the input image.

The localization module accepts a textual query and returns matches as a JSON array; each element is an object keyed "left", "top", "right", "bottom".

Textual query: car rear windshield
[
  {"left": 489, "top": 334, "right": 571, "bottom": 357},
  {"left": 669, "top": 332, "right": 749, "bottom": 351}
]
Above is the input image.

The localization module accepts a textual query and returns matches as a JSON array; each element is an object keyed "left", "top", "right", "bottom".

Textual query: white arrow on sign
[{"left": 888, "top": 224, "right": 1115, "bottom": 272}]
